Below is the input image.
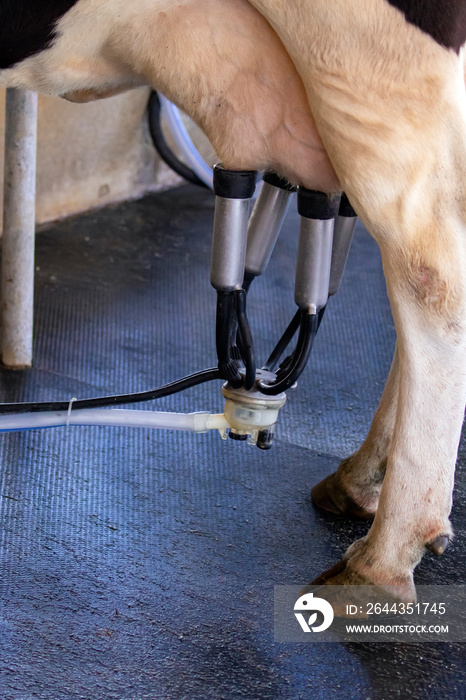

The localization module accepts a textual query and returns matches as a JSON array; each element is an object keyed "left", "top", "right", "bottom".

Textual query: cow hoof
[
  {"left": 311, "top": 472, "right": 375, "bottom": 520},
  {"left": 426, "top": 534, "right": 450, "bottom": 556},
  {"left": 309, "top": 558, "right": 367, "bottom": 586},
  {"left": 303, "top": 559, "right": 416, "bottom": 616}
]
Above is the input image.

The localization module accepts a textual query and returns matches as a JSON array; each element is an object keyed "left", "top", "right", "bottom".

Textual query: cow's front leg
[{"left": 311, "top": 344, "right": 399, "bottom": 519}]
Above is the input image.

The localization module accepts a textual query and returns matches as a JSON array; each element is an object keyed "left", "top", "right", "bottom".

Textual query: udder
[
  {"left": 116, "top": 0, "right": 340, "bottom": 192},
  {"left": 1, "top": 0, "right": 339, "bottom": 193}
]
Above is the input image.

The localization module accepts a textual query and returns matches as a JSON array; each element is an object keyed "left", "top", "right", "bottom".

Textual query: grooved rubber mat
[{"left": 0, "top": 185, "right": 465, "bottom": 700}]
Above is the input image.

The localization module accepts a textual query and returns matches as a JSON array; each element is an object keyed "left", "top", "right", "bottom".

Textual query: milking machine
[
  {"left": 0, "top": 164, "right": 357, "bottom": 448},
  {"left": 207, "top": 165, "right": 356, "bottom": 448}
]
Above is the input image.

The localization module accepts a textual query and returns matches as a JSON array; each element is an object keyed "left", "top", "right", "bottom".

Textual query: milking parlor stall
[{"left": 1, "top": 2, "right": 466, "bottom": 699}]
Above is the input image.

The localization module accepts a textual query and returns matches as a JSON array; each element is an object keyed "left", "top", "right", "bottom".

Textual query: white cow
[{"left": 1, "top": 0, "right": 465, "bottom": 604}]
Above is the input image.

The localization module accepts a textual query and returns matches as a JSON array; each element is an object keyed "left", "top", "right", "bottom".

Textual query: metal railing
[{"left": 2, "top": 88, "right": 38, "bottom": 368}]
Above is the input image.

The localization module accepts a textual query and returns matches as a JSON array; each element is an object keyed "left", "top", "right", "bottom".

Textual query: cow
[{"left": 1, "top": 0, "right": 465, "bottom": 606}]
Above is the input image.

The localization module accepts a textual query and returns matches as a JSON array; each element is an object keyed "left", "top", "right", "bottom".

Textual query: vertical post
[{"left": 2, "top": 88, "right": 38, "bottom": 368}]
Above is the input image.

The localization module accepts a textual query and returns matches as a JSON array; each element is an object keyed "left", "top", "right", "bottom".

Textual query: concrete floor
[{"left": 0, "top": 185, "right": 465, "bottom": 699}]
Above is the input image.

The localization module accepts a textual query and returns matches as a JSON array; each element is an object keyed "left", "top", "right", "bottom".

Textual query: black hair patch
[
  {"left": 387, "top": 0, "right": 466, "bottom": 52},
  {"left": 0, "top": 0, "right": 80, "bottom": 69}
]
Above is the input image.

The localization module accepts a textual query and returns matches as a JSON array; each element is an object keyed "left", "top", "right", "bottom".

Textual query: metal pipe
[
  {"left": 211, "top": 197, "right": 251, "bottom": 291},
  {"left": 2, "top": 89, "right": 38, "bottom": 368},
  {"left": 245, "top": 173, "right": 295, "bottom": 279},
  {"left": 210, "top": 165, "right": 256, "bottom": 292},
  {"left": 294, "top": 188, "right": 340, "bottom": 314},
  {"left": 328, "top": 193, "right": 358, "bottom": 297}
]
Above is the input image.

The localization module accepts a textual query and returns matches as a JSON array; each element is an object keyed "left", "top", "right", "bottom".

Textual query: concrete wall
[{"left": 0, "top": 87, "right": 181, "bottom": 230}]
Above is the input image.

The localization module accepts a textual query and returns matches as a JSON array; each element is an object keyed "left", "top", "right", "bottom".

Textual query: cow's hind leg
[
  {"left": 313, "top": 37, "right": 465, "bottom": 523},
  {"left": 311, "top": 344, "right": 399, "bottom": 519},
  {"left": 312, "top": 48, "right": 466, "bottom": 597},
  {"left": 253, "top": 0, "right": 466, "bottom": 599}
]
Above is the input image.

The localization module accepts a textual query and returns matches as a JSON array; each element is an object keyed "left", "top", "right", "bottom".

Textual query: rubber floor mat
[{"left": 0, "top": 185, "right": 465, "bottom": 700}]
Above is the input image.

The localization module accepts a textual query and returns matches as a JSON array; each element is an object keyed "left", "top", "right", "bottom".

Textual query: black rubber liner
[{"left": 0, "top": 185, "right": 465, "bottom": 700}]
